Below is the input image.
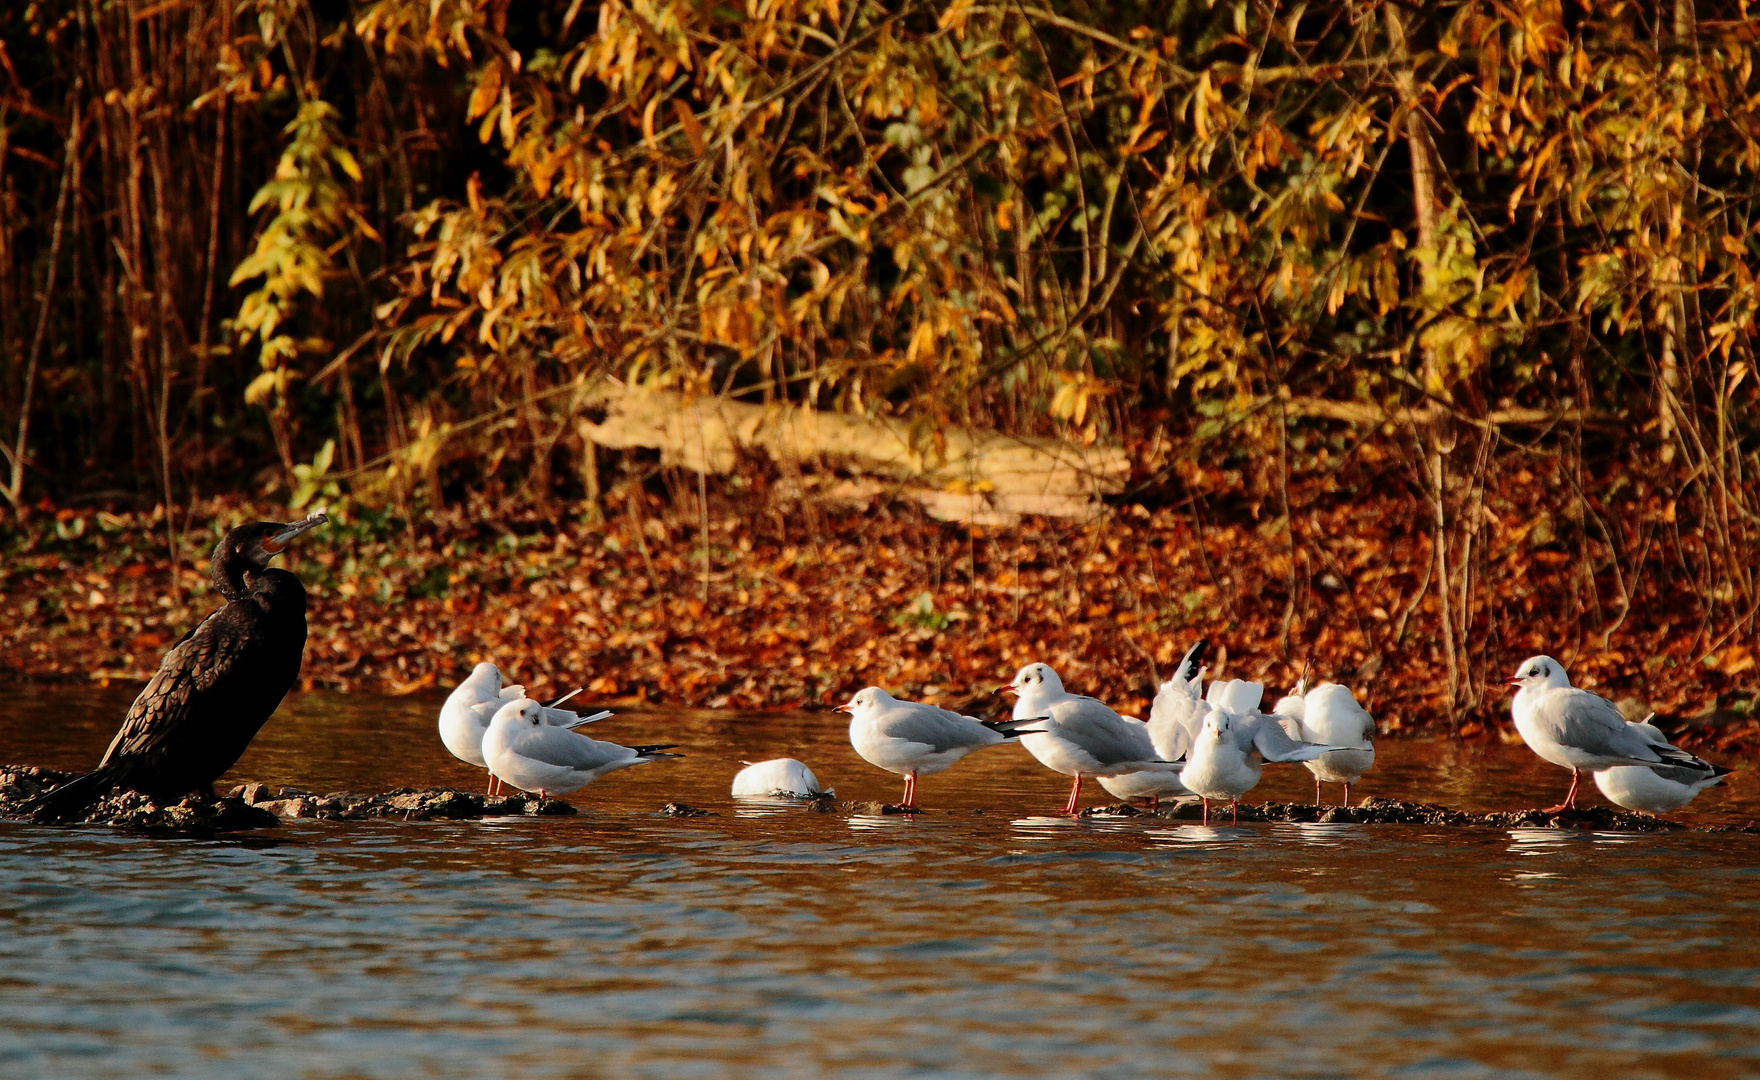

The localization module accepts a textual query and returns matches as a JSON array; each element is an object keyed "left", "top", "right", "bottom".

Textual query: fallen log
[{"left": 576, "top": 381, "right": 1129, "bottom": 525}]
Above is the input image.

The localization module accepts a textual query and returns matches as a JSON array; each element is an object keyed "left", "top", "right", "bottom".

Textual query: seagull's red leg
[
  {"left": 1231, "top": 799, "right": 1239, "bottom": 825},
  {"left": 1542, "top": 769, "right": 1582, "bottom": 814},
  {"left": 900, "top": 771, "right": 917, "bottom": 809},
  {"left": 1201, "top": 798, "right": 1209, "bottom": 825},
  {"left": 1063, "top": 775, "right": 1083, "bottom": 815},
  {"left": 1314, "top": 774, "right": 1323, "bottom": 806},
  {"left": 1342, "top": 782, "right": 1351, "bottom": 807},
  {"left": 1150, "top": 795, "right": 1160, "bottom": 812}
]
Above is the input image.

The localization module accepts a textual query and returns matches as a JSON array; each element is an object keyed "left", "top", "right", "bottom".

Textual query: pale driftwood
[
  {"left": 1279, "top": 397, "right": 1591, "bottom": 428},
  {"left": 575, "top": 382, "right": 1129, "bottom": 524}
]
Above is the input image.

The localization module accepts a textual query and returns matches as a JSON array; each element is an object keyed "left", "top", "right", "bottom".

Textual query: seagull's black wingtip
[{"left": 1177, "top": 639, "right": 1209, "bottom": 681}]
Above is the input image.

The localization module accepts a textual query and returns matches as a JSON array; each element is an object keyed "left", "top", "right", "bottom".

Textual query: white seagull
[
  {"left": 1272, "top": 677, "right": 1376, "bottom": 806},
  {"left": 1096, "top": 759, "right": 1195, "bottom": 808},
  {"left": 839, "top": 687, "right": 1046, "bottom": 809},
  {"left": 1507, "top": 655, "right": 1723, "bottom": 813},
  {"left": 1098, "top": 641, "right": 1214, "bottom": 809},
  {"left": 438, "top": 661, "right": 610, "bottom": 796},
  {"left": 1144, "top": 640, "right": 1214, "bottom": 763},
  {"left": 481, "top": 697, "right": 677, "bottom": 801},
  {"left": 1179, "top": 678, "right": 1349, "bottom": 824},
  {"left": 1586, "top": 713, "right": 1731, "bottom": 814},
  {"left": 1001, "top": 663, "right": 1184, "bottom": 815},
  {"left": 731, "top": 758, "right": 825, "bottom": 799}
]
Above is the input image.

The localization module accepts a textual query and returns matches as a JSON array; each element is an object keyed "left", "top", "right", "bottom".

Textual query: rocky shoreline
[
  {"left": 1078, "top": 795, "right": 1760, "bottom": 833},
  {"left": 5, "top": 765, "right": 1754, "bottom": 835}
]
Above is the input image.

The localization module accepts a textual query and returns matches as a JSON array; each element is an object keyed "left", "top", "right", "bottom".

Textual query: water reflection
[
  {"left": 1507, "top": 827, "right": 1590, "bottom": 856},
  {"left": 1143, "top": 824, "right": 1245, "bottom": 847},
  {"left": 1270, "top": 822, "right": 1363, "bottom": 847},
  {"left": 4, "top": 686, "right": 1760, "bottom": 1079},
  {"left": 731, "top": 795, "right": 827, "bottom": 818},
  {"left": 846, "top": 812, "right": 923, "bottom": 832},
  {"left": 1008, "top": 815, "right": 1080, "bottom": 838}
]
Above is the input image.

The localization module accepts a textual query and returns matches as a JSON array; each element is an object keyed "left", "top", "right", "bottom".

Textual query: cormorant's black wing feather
[
  {"left": 100, "top": 608, "right": 252, "bottom": 766},
  {"left": 24, "top": 603, "right": 277, "bottom": 823}
]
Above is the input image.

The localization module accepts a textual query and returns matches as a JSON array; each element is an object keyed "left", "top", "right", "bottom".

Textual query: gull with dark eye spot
[
  {"left": 1179, "top": 678, "right": 1350, "bottom": 825},
  {"left": 1001, "top": 663, "right": 1185, "bottom": 815},
  {"left": 839, "top": 687, "right": 1046, "bottom": 810},
  {"left": 1507, "top": 654, "right": 1723, "bottom": 813}
]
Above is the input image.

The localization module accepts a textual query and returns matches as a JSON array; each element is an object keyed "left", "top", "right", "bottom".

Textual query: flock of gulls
[
  {"left": 10, "top": 517, "right": 1738, "bottom": 826},
  {"left": 439, "top": 641, "right": 1734, "bottom": 823}
]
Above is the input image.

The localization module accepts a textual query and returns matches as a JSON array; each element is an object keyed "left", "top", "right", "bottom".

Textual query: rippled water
[{"left": 2, "top": 684, "right": 1758, "bottom": 1079}]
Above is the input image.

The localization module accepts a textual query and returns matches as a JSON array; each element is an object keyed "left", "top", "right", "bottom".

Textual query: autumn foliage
[{"left": 3, "top": 2, "right": 1760, "bottom": 730}]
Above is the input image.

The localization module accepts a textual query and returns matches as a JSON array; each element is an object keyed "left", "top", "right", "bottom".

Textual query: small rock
[
  {"left": 255, "top": 797, "right": 315, "bottom": 818},
  {"left": 659, "top": 802, "right": 714, "bottom": 817},
  {"left": 1081, "top": 803, "right": 1145, "bottom": 817},
  {"left": 238, "top": 782, "right": 276, "bottom": 805}
]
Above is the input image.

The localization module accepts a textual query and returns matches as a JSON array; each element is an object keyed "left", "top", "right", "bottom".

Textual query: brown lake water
[{"left": 2, "top": 684, "right": 1758, "bottom": 1079}]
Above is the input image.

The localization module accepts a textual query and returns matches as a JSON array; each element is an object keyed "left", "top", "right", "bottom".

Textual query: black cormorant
[{"left": 21, "top": 513, "right": 328, "bottom": 823}]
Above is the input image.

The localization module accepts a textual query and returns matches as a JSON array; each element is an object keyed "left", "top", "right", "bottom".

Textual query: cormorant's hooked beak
[{"left": 262, "top": 512, "right": 328, "bottom": 554}]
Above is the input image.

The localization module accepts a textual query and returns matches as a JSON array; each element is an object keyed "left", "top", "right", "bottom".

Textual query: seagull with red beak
[
  {"left": 1000, "top": 663, "right": 1184, "bottom": 815},
  {"left": 1507, "top": 655, "right": 1721, "bottom": 813},
  {"left": 838, "top": 687, "right": 1045, "bottom": 810}
]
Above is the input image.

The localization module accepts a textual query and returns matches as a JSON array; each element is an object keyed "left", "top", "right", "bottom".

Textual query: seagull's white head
[
  {"left": 466, "top": 661, "right": 502, "bottom": 689},
  {"left": 1002, "top": 663, "right": 1063, "bottom": 697},
  {"left": 1202, "top": 709, "right": 1232, "bottom": 741},
  {"left": 836, "top": 686, "right": 893, "bottom": 716},
  {"left": 488, "top": 697, "right": 541, "bottom": 729},
  {"left": 1508, "top": 655, "right": 1570, "bottom": 693}
]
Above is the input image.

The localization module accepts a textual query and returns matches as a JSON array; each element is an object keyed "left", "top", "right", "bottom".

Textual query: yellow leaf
[
  {"left": 331, "top": 146, "right": 362, "bottom": 182},
  {"left": 468, "top": 64, "right": 501, "bottom": 121},
  {"left": 244, "top": 369, "right": 281, "bottom": 405}
]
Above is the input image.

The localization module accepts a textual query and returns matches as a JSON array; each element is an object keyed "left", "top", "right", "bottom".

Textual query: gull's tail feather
[
  {"left": 629, "top": 744, "right": 683, "bottom": 760},
  {"left": 983, "top": 716, "right": 1050, "bottom": 738},
  {"left": 1650, "top": 743, "right": 1718, "bottom": 772},
  {"left": 15, "top": 765, "right": 126, "bottom": 824},
  {"left": 559, "top": 709, "right": 614, "bottom": 729}
]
